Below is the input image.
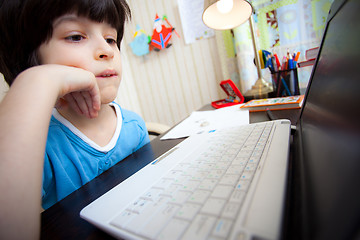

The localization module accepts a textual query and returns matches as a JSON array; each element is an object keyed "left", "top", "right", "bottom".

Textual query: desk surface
[{"left": 40, "top": 108, "right": 300, "bottom": 240}]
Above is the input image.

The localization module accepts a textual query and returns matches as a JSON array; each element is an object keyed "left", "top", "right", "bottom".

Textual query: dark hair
[{"left": 0, "top": 0, "right": 131, "bottom": 85}]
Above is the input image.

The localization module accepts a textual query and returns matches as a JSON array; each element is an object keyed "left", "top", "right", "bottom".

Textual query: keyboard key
[
  {"left": 190, "top": 170, "right": 210, "bottom": 181},
  {"left": 182, "top": 214, "right": 217, "bottom": 240},
  {"left": 157, "top": 218, "right": 190, "bottom": 240},
  {"left": 176, "top": 202, "right": 202, "bottom": 221},
  {"left": 237, "top": 150, "right": 253, "bottom": 158},
  {"left": 169, "top": 190, "right": 192, "bottom": 205},
  {"left": 248, "top": 157, "right": 260, "bottom": 165},
  {"left": 163, "top": 170, "right": 183, "bottom": 180},
  {"left": 230, "top": 143, "right": 243, "bottom": 149},
  {"left": 181, "top": 179, "right": 200, "bottom": 191},
  {"left": 141, "top": 187, "right": 163, "bottom": 201},
  {"left": 221, "top": 202, "right": 241, "bottom": 220},
  {"left": 244, "top": 164, "right": 257, "bottom": 172},
  {"left": 198, "top": 179, "right": 218, "bottom": 190},
  {"left": 154, "top": 178, "right": 173, "bottom": 189},
  {"left": 138, "top": 204, "right": 180, "bottom": 239},
  {"left": 234, "top": 157, "right": 250, "bottom": 165},
  {"left": 227, "top": 148, "right": 238, "bottom": 155},
  {"left": 199, "top": 163, "right": 216, "bottom": 171},
  {"left": 211, "top": 185, "right": 234, "bottom": 199},
  {"left": 240, "top": 171, "right": 255, "bottom": 181},
  {"left": 219, "top": 174, "right": 239, "bottom": 186},
  {"left": 208, "top": 169, "right": 225, "bottom": 179},
  {"left": 110, "top": 210, "right": 136, "bottom": 229},
  {"left": 188, "top": 189, "right": 211, "bottom": 204},
  {"left": 123, "top": 197, "right": 171, "bottom": 233},
  {"left": 214, "top": 161, "right": 231, "bottom": 170},
  {"left": 200, "top": 198, "right": 226, "bottom": 216},
  {"left": 161, "top": 183, "right": 182, "bottom": 196},
  {"left": 123, "top": 208, "right": 157, "bottom": 233},
  {"left": 229, "top": 189, "right": 246, "bottom": 204},
  {"left": 173, "top": 174, "right": 191, "bottom": 185},
  {"left": 236, "top": 180, "right": 250, "bottom": 192},
  {"left": 225, "top": 164, "right": 245, "bottom": 175},
  {"left": 172, "top": 163, "right": 191, "bottom": 172},
  {"left": 212, "top": 218, "right": 233, "bottom": 238},
  {"left": 221, "top": 154, "right": 236, "bottom": 162},
  {"left": 127, "top": 198, "right": 152, "bottom": 214}
]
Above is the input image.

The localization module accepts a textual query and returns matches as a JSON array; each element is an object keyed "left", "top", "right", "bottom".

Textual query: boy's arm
[{"left": 0, "top": 65, "right": 100, "bottom": 240}]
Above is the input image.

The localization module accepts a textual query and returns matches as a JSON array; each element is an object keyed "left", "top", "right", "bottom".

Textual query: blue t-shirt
[{"left": 42, "top": 103, "right": 149, "bottom": 209}]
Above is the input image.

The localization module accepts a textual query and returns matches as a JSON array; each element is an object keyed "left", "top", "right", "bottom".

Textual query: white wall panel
[{"left": 119, "top": 0, "right": 223, "bottom": 127}]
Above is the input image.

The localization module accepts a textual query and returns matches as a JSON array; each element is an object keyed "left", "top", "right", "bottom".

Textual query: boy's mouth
[{"left": 96, "top": 70, "right": 117, "bottom": 78}]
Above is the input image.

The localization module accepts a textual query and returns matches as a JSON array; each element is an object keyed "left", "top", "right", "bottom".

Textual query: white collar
[{"left": 52, "top": 102, "right": 122, "bottom": 153}]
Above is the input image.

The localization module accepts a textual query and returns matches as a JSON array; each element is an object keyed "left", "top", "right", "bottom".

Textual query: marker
[
  {"left": 274, "top": 53, "right": 281, "bottom": 69},
  {"left": 288, "top": 59, "right": 293, "bottom": 69}
]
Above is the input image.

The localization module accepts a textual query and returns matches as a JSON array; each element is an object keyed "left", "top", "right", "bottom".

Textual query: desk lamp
[{"left": 203, "top": 0, "right": 273, "bottom": 98}]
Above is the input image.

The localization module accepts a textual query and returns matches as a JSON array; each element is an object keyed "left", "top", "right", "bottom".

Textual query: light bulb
[{"left": 216, "top": 0, "right": 233, "bottom": 14}]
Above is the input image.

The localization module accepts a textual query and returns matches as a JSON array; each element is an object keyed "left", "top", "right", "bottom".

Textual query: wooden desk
[{"left": 40, "top": 108, "right": 300, "bottom": 240}]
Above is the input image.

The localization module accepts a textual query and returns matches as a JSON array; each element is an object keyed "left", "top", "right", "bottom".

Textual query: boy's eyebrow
[
  {"left": 52, "top": 14, "right": 116, "bottom": 33},
  {"left": 53, "top": 14, "right": 80, "bottom": 28}
]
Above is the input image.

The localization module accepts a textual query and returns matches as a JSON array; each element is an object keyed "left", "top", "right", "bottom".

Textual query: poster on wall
[{"left": 177, "top": 0, "right": 215, "bottom": 44}]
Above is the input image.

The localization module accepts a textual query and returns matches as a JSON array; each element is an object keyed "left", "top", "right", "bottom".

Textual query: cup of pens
[
  {"left": 270, "top": 68, "right": 300, "bottom": 97},
  {"left": 259, "top": 50, "right": 301, "bottom": 97}
]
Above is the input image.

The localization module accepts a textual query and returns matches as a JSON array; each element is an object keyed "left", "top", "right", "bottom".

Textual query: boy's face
[{"left": 38, "top": 15, "right": 122, "bottom": 104}]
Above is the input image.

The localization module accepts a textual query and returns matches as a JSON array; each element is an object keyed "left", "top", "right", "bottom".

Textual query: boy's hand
[
  {"left": 16, "top": 64, "right": 101, "bottom": 118},
  {"left": 56, "top": 91, "right": 100, "bottom": 119},
  {"left": 31, "top": 64, "right": 101, "bottom": 118},
  {"left": 55, "top": 65, "right": 101, "bottom": 118}
]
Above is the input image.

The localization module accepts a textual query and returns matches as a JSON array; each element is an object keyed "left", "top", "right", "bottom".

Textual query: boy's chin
[{"left": 100, "top": 96, "right": 117, "bottom": 105}]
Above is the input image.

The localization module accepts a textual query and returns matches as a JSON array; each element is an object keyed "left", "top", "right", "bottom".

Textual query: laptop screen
[{"left": 294, "top": 0, "right": 360, "bottom": 239}]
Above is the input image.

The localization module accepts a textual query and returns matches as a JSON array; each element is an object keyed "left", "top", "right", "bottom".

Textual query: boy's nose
[{"left": 95, "top": 39, "right": 114, "bottom": 60}]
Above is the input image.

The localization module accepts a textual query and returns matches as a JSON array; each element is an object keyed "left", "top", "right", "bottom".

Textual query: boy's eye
[
  {"left": 106, "top": 38, "right": 117, "bottom": 45},
  {"left": 65, "top": 35, "right": 85, "bottom": 42}
]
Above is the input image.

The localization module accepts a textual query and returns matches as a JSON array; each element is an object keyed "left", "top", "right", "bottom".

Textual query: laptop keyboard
[{"left": 110, "top": 121, "right": 274, "bottom": 240}]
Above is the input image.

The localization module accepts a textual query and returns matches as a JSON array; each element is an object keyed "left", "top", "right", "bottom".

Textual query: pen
[
  {"left": 266, "top": 108, "right": 276, "bottom": 121},
  {"left": 271, "top": 55, "right": 278, "bottom": 72},
  {"left": 281, "top": 78, "right": 292, "bottom": 96}
]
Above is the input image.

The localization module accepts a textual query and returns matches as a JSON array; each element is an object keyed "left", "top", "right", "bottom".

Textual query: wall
[
  {"left": 0, "top": 74, "right": 8, "bottom": 102},
  {"left": 118, "top": 0, "right": 224, "bottom": 127}
]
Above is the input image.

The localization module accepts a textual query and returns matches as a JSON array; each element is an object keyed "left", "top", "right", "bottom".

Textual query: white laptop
[
  {"left": 81, "top": 119, "right": 291, "bottom": 240},
  {"left": 81, "top": 0, "right": 360, "bottom": 239}
]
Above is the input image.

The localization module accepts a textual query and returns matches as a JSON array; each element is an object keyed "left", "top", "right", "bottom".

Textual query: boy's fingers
[
  {"left": 88, "top": 84, "right": 101, "bottom": 112},
  {"left": 72, "top": 91, "right": 90, "bottom": 117},
  {"left": 55, "top": 98, "right": 67, "bottom": 110},
  {"left": 63, "top": 93, "right": 84, "bottom": 117},
  {"left": 62, "top": 91, "right": 99, "bottom": 119},
  {"left": 82, "top": 91, "right": 99, "bottom": 118},
  {"left": 68, "top": 70, "right": 100, "bottom": 117},
  {"left": 80, "top": 91, "right": 97, "bottom": 118}
]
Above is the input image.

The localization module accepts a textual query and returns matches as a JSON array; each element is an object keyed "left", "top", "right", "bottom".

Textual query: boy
[{"left": 0, "top": 0, "right": 149, "bottom": 221}]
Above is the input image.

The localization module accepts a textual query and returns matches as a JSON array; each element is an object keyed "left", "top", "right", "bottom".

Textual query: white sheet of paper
[{"left": 160, "top": 105, "right": 249, "bottom": 140}]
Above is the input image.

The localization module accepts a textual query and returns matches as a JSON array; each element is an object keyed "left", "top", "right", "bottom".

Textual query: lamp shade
[{"left": 202, "top": 0, "right": 253, "bottom": 30}]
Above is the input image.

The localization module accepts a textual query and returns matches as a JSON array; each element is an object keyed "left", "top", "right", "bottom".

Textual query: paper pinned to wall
[{"left": 177, "top": 0, "right": 215, "bottom": 44}]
